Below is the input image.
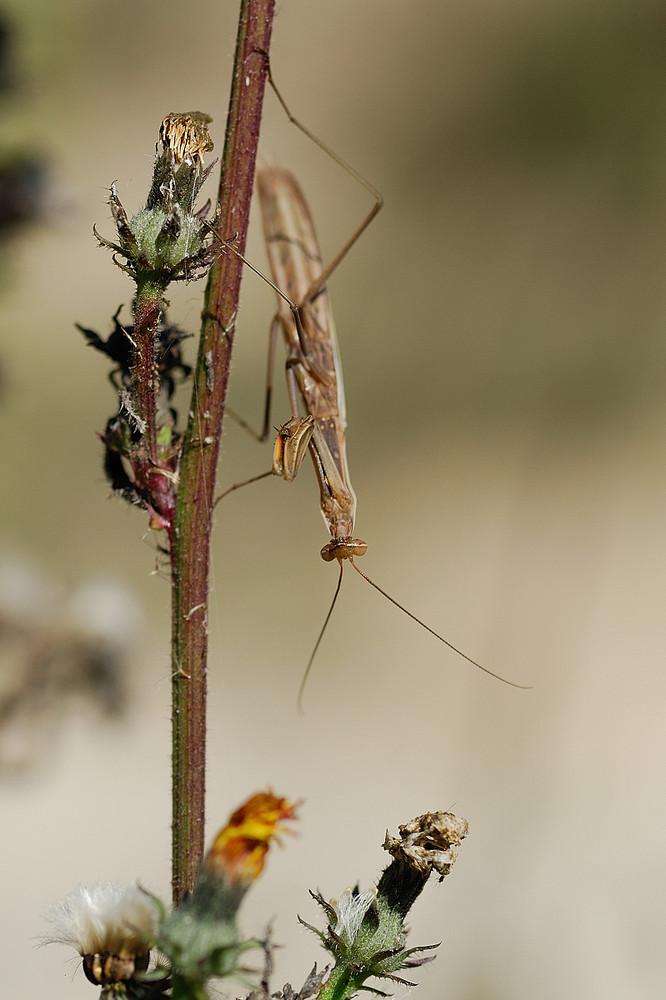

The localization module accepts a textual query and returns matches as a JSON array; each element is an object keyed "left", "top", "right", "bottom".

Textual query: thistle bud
[
  {"left": 95, "top": 112, "right": 217, "bottom": 286},
  {"left": 302, "top": 810, "right": 468, "bottom": 1000},
  {"left": 157, "top": 793, "right": 297, "bottom": 991}
]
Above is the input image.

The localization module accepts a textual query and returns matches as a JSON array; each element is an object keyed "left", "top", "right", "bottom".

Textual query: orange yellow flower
[{"left": 203, "top": 792, "right": 297, "bottom": 887}]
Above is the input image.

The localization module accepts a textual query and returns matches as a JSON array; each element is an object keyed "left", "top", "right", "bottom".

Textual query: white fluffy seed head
[{"left": 42, "top": 883, "right": 159, "bottom": 958}]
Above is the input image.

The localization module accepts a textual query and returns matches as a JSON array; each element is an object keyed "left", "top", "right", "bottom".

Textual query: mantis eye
[{"left": 320, "top": 538, "right": 368, "bottom": 562}]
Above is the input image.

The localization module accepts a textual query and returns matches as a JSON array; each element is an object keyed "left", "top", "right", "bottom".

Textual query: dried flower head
[
  {"left": 43, "top": 883, "right": 160, "bottom": 988},
  {"left": 159, "top": 112, "right": 214, "bottom": 165},
  {"left": 382, "top": 810, "right": 469, "bottom": 880}
]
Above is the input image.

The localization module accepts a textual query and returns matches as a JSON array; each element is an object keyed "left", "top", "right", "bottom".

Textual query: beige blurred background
[{"left": 2, "top": 1, "right": 665, "bottom": 997}]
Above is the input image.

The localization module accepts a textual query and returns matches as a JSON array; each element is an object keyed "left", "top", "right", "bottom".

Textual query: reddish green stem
[
  {"left": 169, "top": 0, "right": 276, "bottom": 907},
  {"left": 130, "top": 282, "right": 177, "bottom": 532},
  {"left": 132, "top": 284, "right": 162, "bottom": 463}
]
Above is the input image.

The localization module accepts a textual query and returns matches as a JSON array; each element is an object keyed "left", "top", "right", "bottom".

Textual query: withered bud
[
  {"left": 377, "top": 810, "right": 468, "bottom": 920},
  {"left": 159, "top": 112, "right": 214, "bottom": 165},
  {"left": 382, "top": 810, "right": 469, "bottom": 880}
]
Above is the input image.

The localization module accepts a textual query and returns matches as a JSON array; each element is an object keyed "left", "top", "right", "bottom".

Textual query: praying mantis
[
  {"left": 220, "top": 65, "right": 530, "bottom": 704},
  {"left": 257, "top": 166, "right": 366, "bottom": 565}
]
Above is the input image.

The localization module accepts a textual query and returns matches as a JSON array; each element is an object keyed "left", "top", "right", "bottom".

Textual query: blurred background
[{"left": 1, "top": 1, "right": 665, "bottom": 997}]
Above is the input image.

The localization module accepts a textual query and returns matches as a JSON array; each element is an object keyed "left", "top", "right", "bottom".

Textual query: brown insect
[{"left": 217, "top": 68, "right": 530, "bottom": 706}]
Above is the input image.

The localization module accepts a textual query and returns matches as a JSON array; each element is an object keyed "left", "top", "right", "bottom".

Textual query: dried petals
[
  {"left": 382, "top": 810, "right": 469, "bottom": 880},
  {"left": 160, "top": 112, "right": 213, "bottom": 165}
]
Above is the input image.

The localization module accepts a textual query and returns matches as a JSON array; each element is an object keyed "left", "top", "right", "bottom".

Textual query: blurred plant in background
[
  {"left": 0, "top": 11, "right": 48, "bottom": 257},
  {"left": 0, "top": 560, "right": 137, "bottom": 772}
]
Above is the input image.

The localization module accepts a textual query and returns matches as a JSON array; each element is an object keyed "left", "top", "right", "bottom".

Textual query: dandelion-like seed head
[{"left": 43, "top": 883, "right": 160, "bottom": 986}]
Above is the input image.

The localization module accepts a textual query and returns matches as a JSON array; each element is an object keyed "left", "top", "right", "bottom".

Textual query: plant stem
[
  {"left": 131, "top": 281, "right": 178, "bottom": 530},
  {"left": 132, "top": 285, "right": 160, "bottom": 460},
  {"left": 169, "top": 0, "right": 276, "bottom": 907},
  {"left": 317, "top": 968, "right": 365, "bottom": 1000}
]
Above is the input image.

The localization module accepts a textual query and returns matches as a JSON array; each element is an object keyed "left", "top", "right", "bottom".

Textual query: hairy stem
[
  {"left": 131, "top": 281, "right": 178, "bottom": 530},
  {"left": 132, "top": 283, "right": 162, "bottom": 463},
  {"left": 170, "top": 0, "right": 276, "bottom": 907}
]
